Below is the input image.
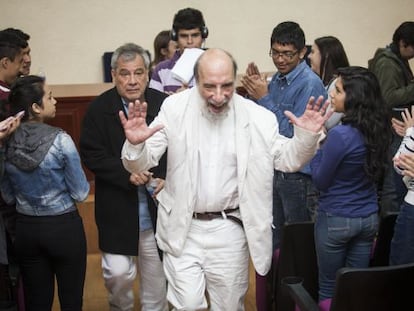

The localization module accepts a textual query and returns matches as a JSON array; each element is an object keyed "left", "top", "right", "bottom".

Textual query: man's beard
[{"left": 203, "top": 99, "right": 230, "bottom": 120}]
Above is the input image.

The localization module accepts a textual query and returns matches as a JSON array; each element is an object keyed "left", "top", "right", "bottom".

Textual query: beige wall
[{"left": 2, "top": 0, "right": 413, "bottom": 84}]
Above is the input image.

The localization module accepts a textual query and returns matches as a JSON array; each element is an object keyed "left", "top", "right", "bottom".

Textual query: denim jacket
[
  {"left": 1, "top": 123, "right": 89, "bottom": 216},
  {"left": 257, "top": 61, "right": 327, "bottom": 138}
]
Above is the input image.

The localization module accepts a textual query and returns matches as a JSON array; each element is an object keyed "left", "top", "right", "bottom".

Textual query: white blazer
[{"left": 122, "top": 87, "right": 321, "bottom": 275}]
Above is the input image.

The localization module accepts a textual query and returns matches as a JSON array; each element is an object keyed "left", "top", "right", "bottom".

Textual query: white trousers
[
  {"left": 164, "top": 218, "right": 249, "bottom": 311},
  {"left": 102, "top": 229, "right": 168, "bottom": 311}
]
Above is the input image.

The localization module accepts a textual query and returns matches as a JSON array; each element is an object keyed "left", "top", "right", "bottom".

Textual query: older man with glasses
[{"left": 241, "top": 21, "right": 327, "bottom": 311}]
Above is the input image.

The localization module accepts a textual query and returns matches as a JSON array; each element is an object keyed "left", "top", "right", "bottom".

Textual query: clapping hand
[
  {"left": 119, "top": 100, "right": 164, "bottom": 145},
  {"left": 395, "top": 154, "right": 414, "bottom": 178},
  {"left": 240, "top": 62, "right": 268, "bottom": 100},
  {"left": 391, "top": 106, "right": 414, "bottom": 137},
  {"left": 284, "top": 96, "right": 332, "bottom": 133}
]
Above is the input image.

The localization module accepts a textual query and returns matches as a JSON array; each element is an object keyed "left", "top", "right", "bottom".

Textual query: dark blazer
[{"left": 80, "top": 87, "right": 167, "bottom": 255}]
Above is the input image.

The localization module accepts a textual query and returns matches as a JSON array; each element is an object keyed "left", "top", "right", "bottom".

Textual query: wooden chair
[{"left": 282, "top": 262, "right": 414, "bottom": 311}]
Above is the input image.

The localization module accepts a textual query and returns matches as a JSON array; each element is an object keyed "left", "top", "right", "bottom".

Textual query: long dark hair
[
  {"left": 339, "top": 66, "right": 392, "bottom": 182},
  {"left": 152, "top": 30, "right": 172, "bottom": 66},
  {"left": 314, "top": 36, "right": 349, "bottom": 85}
]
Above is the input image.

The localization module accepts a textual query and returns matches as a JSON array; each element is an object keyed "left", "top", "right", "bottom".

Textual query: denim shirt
[
  {"left": 1, "top": 132, "right": 89, "bottom": 216},
  {"left": 257, "top": 61, "right": 327, "bottom": 174},
  {"left": 122, "top": 98, "right": 153, "bottom": 232},
  {"left": 257, "top": 61, "right": 327, "bottom": 138},
  {"left": 137, "top": 185, "right": 152, "bottom": 231}
]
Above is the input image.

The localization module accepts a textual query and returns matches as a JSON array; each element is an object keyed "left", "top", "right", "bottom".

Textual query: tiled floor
[{"left": 52, "top": 253, "right": 257, "bottom": 311}]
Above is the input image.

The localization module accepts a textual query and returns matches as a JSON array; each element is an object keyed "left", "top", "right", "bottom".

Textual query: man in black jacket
[{"left": 80, "top": 43, "right": 168, "bottom": 311}]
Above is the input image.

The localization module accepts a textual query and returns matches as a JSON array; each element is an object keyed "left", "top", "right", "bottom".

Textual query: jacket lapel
[
  {"left": 234, "top": 96, "right": 250, "bottom": 193},
  {"left": 185, "top": 89, "right": 201, "bottom": 200}
]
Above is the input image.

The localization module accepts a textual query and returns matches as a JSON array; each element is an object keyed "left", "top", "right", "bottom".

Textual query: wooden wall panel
[{"left": 46, "top": 95, "right": 96, "bottom": 184}]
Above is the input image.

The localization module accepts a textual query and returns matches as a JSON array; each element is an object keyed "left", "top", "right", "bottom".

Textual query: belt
[
  {"left": 193, "top": 207, "right": 243, "bottom": 228},
  {"left": 275, "top": 171, "right": 310, "bottom": 180}
]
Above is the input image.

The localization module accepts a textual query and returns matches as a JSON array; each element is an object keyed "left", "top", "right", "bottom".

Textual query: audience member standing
[
  {"left": 389, "top": 107, "right": 414, "bottom": 265},
  {"left": 0, "top": 30, "right": 27, "bottom": 309},
  {"left": 310, "top": 67, "right": 392, "bottom": 310},
  {"left": 0, "top": 113, "right": 21, "bottom": 309},
  {"left": 241, "top": 21, "right": 326, "bottom": 311},
  {"left": 2, "top": 28, "right": 31, "bottom": 76},
  {"left": 1, "top": 75, "right": 89, "bottom": 310},
  {"left": 149, "top": 7, "right": 208, "bottom": 94},
  {"left": 368, "top": 21, "right": 414, "bottom": 215},
  {"left": 0, "top": 31, "right": 26, "bottom": 100},
  {"left": 308, "top": 36, "right": 350, "bottom": 130},
  {"left": 151, "top": 30, "right": 177, "bottom": 74},
  {"left": 80, "top": 43, "right": 168, "bottom": 311}
]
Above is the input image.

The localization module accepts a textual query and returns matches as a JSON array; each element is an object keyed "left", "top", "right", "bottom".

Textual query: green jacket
[{"left": 368, "top": 47, "right": 414, "bottom": 108}]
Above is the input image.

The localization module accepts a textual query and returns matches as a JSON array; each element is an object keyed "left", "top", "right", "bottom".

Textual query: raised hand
[
  {"left": 240, "top": 74, "right": 268, "bottom": 100},
  {"left": 392, "top": 106, "right": 414, "bottom": 137},
  {"left": 392, "top": 118, "right": 406, "bottom": 137},
  {"left": 119, "top": 100, "right": 164, "bottom": 145},
  {"left": 284, "top": 96, "right": 332, "bottom": 133},
  {"left": 245, "top": 62, "right": 260, "bottom": 76}
]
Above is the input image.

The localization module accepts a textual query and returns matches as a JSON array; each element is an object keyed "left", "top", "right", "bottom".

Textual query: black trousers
[{"left": 15, "top": 210, "right": 86, "bottom": 311}]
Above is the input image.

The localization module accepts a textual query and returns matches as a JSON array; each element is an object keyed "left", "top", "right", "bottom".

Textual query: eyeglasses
[{"left": 269, "top": 49, "right": 298, "bottom": 60}]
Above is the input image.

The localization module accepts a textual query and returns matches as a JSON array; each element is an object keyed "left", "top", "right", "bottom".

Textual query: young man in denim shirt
[{"left": 241, "top": 21, "right": 327, "bottom": 311}]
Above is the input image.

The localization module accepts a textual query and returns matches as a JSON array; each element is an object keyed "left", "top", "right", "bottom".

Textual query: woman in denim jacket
[{"left": 1, "top": 75, "right": 89, "bottom": 311}]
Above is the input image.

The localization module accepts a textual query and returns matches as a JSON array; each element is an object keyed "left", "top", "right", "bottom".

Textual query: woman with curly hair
[{"left": 310, "top": 66, "right": 392, "bottom": 310}]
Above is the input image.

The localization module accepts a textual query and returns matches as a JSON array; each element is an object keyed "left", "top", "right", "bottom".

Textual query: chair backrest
[
  {"left": 370, "top": 211, "right": 399, "bottom": 266},
  {"left": 275, "top": 221, "right": 318, "bottom": 311},
  {"left": 330, "top": 262, "right": 414, "bottom": 311}
]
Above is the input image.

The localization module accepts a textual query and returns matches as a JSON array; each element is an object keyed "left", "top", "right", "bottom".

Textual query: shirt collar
[
  {"left": 0, "top": 80, "right": 10, "bottom": 90},
  {"left": 120, "top": 89, "right": 148, "bottom": 116},
  {"left": 275, "top": 60, "right": 308, "bottom": 85}
]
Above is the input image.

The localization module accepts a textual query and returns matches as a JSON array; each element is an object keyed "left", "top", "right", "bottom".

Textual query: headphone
[{"left": 170, "top": 26, "right": 209, "bottom": 41}]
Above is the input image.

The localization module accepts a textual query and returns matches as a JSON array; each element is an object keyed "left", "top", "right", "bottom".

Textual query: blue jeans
[
  {"left": 315, "top": 210, "right": 378, "bottom": 301},
  {"left": 389, "top": 201, "right": 414, "bottom": 265},
  {"left": 272, "top": 171, "right": 318, "bottom": 250}
]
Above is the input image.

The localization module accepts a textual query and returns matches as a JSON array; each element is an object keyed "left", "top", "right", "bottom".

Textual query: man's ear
[
  {"left": 0, "top": 57, "right": 9, "bottom": 69},
  {"left": 299, "top": 46, "right": 307, "bottom": 60}
]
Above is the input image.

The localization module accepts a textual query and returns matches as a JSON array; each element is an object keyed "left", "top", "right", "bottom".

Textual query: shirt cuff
[{"left": 122, "top": 140, "right": 145, "bottom": 160}]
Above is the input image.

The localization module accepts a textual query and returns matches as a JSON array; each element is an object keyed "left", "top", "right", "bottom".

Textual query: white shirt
[{"left": 195, "top": 101, "right": 239, "bottom": 213}]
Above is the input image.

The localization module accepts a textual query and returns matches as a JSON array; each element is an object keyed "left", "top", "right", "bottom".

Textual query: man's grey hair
[{"left": 111, "top": 43, "right": 150, "bottom": 70}]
